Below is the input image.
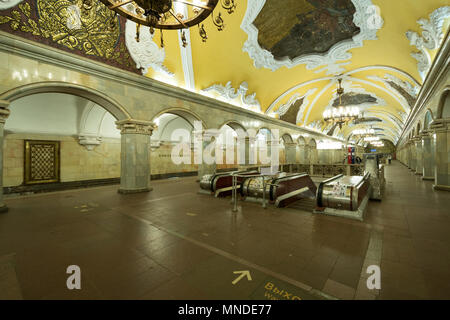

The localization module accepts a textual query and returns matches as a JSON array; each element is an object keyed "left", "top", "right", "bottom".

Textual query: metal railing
[{"left": 231, "top": 172, "right": 277, "bottom": 212}]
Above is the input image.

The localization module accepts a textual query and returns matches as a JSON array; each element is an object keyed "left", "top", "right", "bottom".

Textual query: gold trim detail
[
  {"left": 24, "top": 140, "right": 60, "bottom": 185},
  {"left": 0, "top": 1, "right": 133, "bottom": 67}
]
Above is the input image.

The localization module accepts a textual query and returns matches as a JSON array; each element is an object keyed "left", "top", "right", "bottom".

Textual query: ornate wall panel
[
  {"left": 24, "top": 140, "right": 60, "bottom": 184},
  {"left": 0, "top": 0, "right": 137, "bottom": 73}
]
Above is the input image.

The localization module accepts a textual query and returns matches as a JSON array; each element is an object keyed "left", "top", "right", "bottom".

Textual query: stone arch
[
  {"left": 416, "top": 121, "right": 421, "bottom": 136},
  {"left": 219, "top": 120, "right": 247, "bottom": 134},
  {"left": 308, "top": 138, "right": 318, "bottom": 164},
  {"left": 0, "top": 81, "right": 131, "bottom": 120},
  {"left": 256, "top": 127, "right": 274, "bottom": 140},
  {"left": 281, "top": 133, "right": 294, "bottom": 144},
  {"left": 437, "top": 86, "right": 450, "bottom": 119},
  {"left": 297, "top": 136, "right": 307, "bottom": 146},
  {"left": 423, "top": 109, "right": 434, "bottom": 130},
  {"left": 151, "top": 107, "right": 205, "bottom": 129}
]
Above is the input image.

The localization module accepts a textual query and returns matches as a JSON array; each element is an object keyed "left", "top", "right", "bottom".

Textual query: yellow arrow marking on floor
[{"left": 232, "top": 270, "right": 252, "bottom": 285}]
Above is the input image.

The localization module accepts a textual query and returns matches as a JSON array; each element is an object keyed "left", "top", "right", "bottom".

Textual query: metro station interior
[{"left": 0, "top": 0, "right": 449, "bottom": 300}]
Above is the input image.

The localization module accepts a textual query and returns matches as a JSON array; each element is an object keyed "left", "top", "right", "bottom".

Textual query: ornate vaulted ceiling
[
  {"left": 2, "top": 0, "right": 445, "bottom": 145},
  {"left": 134, "top": 0, "right": 449, "bottom": 145}
]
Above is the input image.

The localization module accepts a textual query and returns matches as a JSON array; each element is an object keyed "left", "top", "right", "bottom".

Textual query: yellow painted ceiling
[{"left": 142, "top": 0, "right": 450, "bottom": 144}]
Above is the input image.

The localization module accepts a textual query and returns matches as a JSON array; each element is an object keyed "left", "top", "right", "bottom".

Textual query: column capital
[
  {"left": 284, "top": 142, "right": 298, "bottom": 147},
  {"left": 420, "top": 130, "right": 432, "bottom": 139},
  {"left": 0, "top": 100, "right": 10, "bottom": 123},
  {"left": 237, "top": 136, "right": 256, "bottom": 143},
  {"left": 266, "top": 140, "right": 280, "bottom": 147},
  {"left": 430, "top": 118, "right": 450, "bottom": 133},
  {"left": 116, "top": 119, "right": 155, "bottom": 135},
  {"left": 191, "top": 129, "right": 221, "bottom": 140}
]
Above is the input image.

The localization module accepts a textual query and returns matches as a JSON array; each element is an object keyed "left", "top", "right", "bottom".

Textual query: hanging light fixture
[
  {"left": 99, "top": 0, "right": 235, "bottom": 45},
  {"left": 352, "top": 127, "right": 375, "bottom": 138},
  {"left": 323, "top": 78, "right": 360, "bottom": 129}
]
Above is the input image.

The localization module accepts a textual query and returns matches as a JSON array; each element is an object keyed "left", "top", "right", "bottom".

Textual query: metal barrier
[{"left": 231, "top": 172, "right": 275, "bottom": 212}]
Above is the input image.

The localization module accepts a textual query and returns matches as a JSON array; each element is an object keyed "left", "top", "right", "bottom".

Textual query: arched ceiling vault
[{"left": 136, "top": 0, "right": 450, "bottom": 143}]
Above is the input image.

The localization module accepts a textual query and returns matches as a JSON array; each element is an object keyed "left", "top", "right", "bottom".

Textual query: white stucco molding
[
  {"left": 270, "top": 88, "right": 317, "bottom": 124},
  {"left": 406, "top": 6, "right": 450, "bottom": 81},
  {"left": 175, "top": 5, "right": 195, "bottom": 91},
  {"left": 125, "top": 20, "right": 173, "bottom": 77},
  {"left": 78, "top": 135, "right": 102, "bottom": 151},
  {"left": 202, "top": 81, "right": 262, "bottom": 112},
  {"left": 241, "top": 0, "right": 383, "bottom": 74}
]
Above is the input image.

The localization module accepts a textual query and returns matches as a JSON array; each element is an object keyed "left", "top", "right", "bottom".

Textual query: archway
[
  {"left": 297, "top": 136, "right": 307, "bottom": 163},
  {"left": 281, "top": 133, "right": 295, "bottom": 164},
  {"left": 0, "top": 81, "right": 131, "bottom": 121},
  {"left": 216, "top": 121, "right": 248, "bottom": 169},
  {"left": 309, "top": 138, "right": 318, "bottom": 164},
  {"left": 423, "top": 109, "right": 433, "bottom": 130},
  {"left": 3, "top": 92, "right": 122, "bottom": 192},
  {"left": 437, "top": 87, "right": 450, "bottom": 119},
  {"left": 151, "top": 110, "right": 202, "bottom": 178}
]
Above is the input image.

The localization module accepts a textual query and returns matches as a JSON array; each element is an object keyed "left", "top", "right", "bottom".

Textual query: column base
[
  {"left": 432, "top": 184, "right": 450, "bottom": 192},
  {"left": 118, "top": 187, "right": 153, "bottom": 194},
  {"left": 0, "top": 204, "right": 8, "bottom": 213},
  {"left": 422, "top": 176, "right": 434, "bottom": 181}
]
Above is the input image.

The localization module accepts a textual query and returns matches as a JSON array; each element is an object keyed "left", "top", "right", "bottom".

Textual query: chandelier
[
  {"left": 369, "top": 140, "right": 384, "bottom": 147},
  {"left": 99, "top": 0, "right": 235, "bottom": 47},
  {"left": 364, "top": 136, "right": 380, "bottom": 142},
  {"left": 352, "top": 127, "right": 375, "bottom": 138},
  {"left": 323, "top": 78, "right": 359, "bottom": 129}
]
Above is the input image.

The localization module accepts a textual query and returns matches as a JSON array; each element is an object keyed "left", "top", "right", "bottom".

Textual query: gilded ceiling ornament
[
  {"left": 36, "top": 0, "right": 120, "bottom": 57},
  {"left": 241, "top": 0, "right": 383, "bottom": 74},
  {"left": 0, "top": 0, "right": 133, "bottom": 67},
  {"left": 202, "top": 81, "right": 261, "bottom": 112},
  {"left": 0, "top": 0, "right": 24, "bottom": 10},
  {"left": 125, "top": 19, "right": 173, "bottom": 76},
  {"left": 406, "top": 6, "right": 450, "bottom": 81}
]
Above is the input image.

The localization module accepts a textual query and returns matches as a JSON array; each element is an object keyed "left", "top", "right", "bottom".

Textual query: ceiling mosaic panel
[{"left": 253, "top": 0, "right": 360, "bottom": 60}]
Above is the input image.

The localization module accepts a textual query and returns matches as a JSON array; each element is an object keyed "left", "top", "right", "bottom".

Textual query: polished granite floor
[{"left": 0, "top": 160, "right": 449, "bottom": 300}]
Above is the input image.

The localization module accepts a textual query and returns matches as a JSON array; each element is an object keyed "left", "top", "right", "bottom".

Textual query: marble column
[
  {"left": 195, "top": 130, "right": 217, "bottom": 180},
  {"left": 431, "top": 119, "right": 450, "bottom": 191},
  {"left": 0, "top": 100, "right": 10, "bottom": 213},
  {"left": 310, "top": 147, "right": 318, "bottom": 164},
  {"left": 415, "top": 137, "right": 423, "bottom": 175},
  {"left": 237, "top": 136, "right": 256, "bottom": 169},
  {"left": 284, "top": 142, "right": 297, "bottom": 164},
  {"left": 421, "top": 132, "right": 434, "bottom": 180},
  {"left": 409, "top": 141, "right": 416, "bottom": 171},
  {"left": 116, "top": 119, "right": 154, "bottom": 194},
  {"left": 304, "top": 145, "right": 310, "bottom": 164}
]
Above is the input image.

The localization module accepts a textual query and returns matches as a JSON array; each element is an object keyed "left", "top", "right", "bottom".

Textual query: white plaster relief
[
  {"left": 323, "top": 80, "right": 387, "bottom": 112},
  {"left": 269, "top": 66, "right": 416, "bottom": 122},
  {"left": 175, "top": 5, "right": 195, "bottom": 90},
  {"left": 241, "top": 0, "right": 383, "bottom": 74},
  {"left": 0, "top": 0, "right": 23, "bottom": 10},
  {"left": 305, "top": 120, "right": 325, "bottom": 133},
  {"left": 78, "top": 135, "right": 102, "bottom": 151},
  {"left": 202, "top": 81, "right": 262, "bottom": 112},
  {"left": 367, "top": 74, "right": 419, "bottom": 105},
  {"left": 271, "top": 88, "right": 317, "bottom": 124},
  {"left": 406, "top": 6, "right": 450, "bottom": 81},
  {"left": 125, "top": 20, "right": 173, "bottom": 76}
]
